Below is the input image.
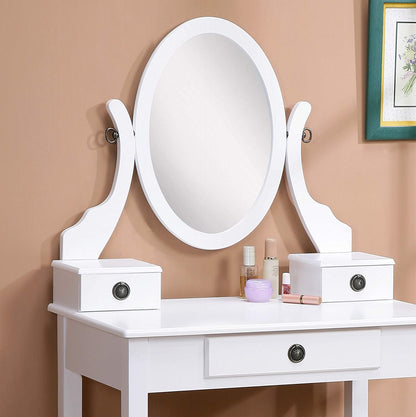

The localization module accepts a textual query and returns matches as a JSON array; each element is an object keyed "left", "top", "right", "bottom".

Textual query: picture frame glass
[
  {"left": 381, "top": 4, "right": 416, "bottom": 127},
  {"left": 366, "top": 1, "right": 416, "bottom": 140}
]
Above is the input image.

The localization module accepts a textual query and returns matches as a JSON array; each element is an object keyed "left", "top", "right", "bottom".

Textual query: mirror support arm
[
  {"left": 60, "top": 99, "right": 135, "bottom": 260},
  {"left": 285, "top": 101, "right": 352, "bottom": 253}
]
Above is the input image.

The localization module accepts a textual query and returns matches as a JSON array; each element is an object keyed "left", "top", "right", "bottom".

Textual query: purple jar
[{"left": 245, "top": 279, "right": 273, "bottom": 302}]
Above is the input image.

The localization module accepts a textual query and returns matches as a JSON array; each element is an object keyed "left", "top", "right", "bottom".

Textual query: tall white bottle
[{"left": 263, "top": 238, "right": 279, "bottom": 298}]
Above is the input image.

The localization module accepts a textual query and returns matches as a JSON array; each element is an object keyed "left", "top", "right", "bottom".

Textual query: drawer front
[
  {"left": 80, "top": 272, "right": 161, "bottom": 311},
  {"left": 322, "top": 265, "right": 393, "bottom": 302},
  {"left": 205, "top": 329, "right": 380, "bottom": 377}
]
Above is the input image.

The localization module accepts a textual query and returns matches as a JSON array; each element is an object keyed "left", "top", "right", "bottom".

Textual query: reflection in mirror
[
  {"left": 150, "top": 34, "right": 271, "bottom": 233},
  {"left": 134, "top": 18, "right": 286, "bottom": 249}
]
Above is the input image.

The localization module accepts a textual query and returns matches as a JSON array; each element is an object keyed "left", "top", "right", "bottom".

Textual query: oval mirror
[{"left": 134, "top": 17, "right": 286, "bottom": 250}]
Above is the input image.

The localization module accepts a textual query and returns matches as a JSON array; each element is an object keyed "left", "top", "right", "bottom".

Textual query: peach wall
[{"left": 1, "top": 0, "right": 415, "bottom": 416}]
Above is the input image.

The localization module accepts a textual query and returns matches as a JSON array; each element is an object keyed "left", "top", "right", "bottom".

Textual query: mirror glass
[
  {"left": 150, "top": 34, "right": 271, "bottom": 233},
  {"left": 134, "top": 18, "right": 286, "bottom": 249}
]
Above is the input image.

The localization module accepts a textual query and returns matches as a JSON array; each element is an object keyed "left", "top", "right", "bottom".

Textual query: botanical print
[
  {"left": 394, "top": 22, "right": 416, "bottom": 107},
  {"left": 399, "top": 33, "right": 416, "bottom": 95},
  {"left": 377, "top": 6, "right": 416, "bottom": 131}
]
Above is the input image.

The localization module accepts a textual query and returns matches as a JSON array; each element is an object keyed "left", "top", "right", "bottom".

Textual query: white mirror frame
[{"left": 134, "top": 17, "right": 286, "bottom": 250}]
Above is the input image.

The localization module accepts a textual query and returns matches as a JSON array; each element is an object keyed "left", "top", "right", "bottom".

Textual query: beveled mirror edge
[{"left": 133, "top": 17, "right": 286, "bottom": 250}]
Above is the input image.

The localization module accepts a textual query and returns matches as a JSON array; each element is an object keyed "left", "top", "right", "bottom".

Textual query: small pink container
[{"left": 245, "top": 279, "right": 273, "bottom": 302}]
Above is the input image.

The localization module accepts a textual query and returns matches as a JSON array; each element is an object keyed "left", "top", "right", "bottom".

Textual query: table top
[{"left": 48, "top": 297, "right": 416, "bottom": 338}]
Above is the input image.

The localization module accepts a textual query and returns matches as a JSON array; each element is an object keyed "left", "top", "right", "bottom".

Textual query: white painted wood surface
[
  {"left": 57, "top": 316, "right": 82, "bottom": 417},
  {"left": 289, "top": 252, "right": 394, "bottom": 302},
  {"left": 206, "top": 329, "right": 380, "bottom": 377},
  {"left": 51, "top": 297, "right": 416, "bottom": 417},
  {"left": 66, "top": 319, "right": 125, "bottom": 389},
  {"left": 50, "top": 297, "right": 416, "bottom": 415},
  {"left": 121, "top": 339, "right": 149, "bottom": 417},
  {"left": 145, "top": 326, "right": 416, "bottom": 392},
  {"left": 48, "top": 297, "right": 416, "bottom": 338},
  {"left": 345, "top": 380, "right": 368, "bottom": 417},
  {"left": 52, "top": 259, "right": 162, "bottom": 312},
  {"left": 285, "top": 101, "right": 352, "bottom": 253},
  {"left": 60, "top": 99, "right": 135, "bottom": 260}
]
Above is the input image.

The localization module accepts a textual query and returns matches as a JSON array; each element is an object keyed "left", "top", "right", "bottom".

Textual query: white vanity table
[
  {"left": 49, "top": 297, "right": 416, "bottom": 417},
  {"left": 48, "top": 16, "right": 416, "bottom": 417}
]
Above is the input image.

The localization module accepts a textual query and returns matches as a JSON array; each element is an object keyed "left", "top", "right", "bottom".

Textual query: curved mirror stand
[
  {"left": 59, "top": 17, "right": 351, "bottom": 258},
  {"left": 60, "top": 17, "right": 290, "bottom": 256}
]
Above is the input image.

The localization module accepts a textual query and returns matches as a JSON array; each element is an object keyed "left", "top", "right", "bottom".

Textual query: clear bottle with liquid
[{"left": 240, "top": 246, "right": 258, "bottom": 298}]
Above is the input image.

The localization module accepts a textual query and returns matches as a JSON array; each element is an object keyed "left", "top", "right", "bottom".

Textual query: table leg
[
  {"left": 344, "top": 380, "right": 368, "bottom": 417},
  {"left": 58, "top": 316, "right": 82, "bottom": 417},
  {"left": 121, "top": 339, "right": 149, "bottom": 417},
  {"left": 121, "top": 386, "right": 148, "bottom": 417}
]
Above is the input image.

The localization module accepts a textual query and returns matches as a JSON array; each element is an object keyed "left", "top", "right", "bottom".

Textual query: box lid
[
  {"left": 288, "top": 252, "right": 395, "bottom": 267},
  {"left": 51, "top": 258, "right": 162, "bottom": 274}
]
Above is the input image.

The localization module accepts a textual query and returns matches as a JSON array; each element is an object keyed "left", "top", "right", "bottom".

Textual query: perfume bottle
[
  {"left": 240, "top": 246, "right": 258, "bottom": 298},
  {"left": 263, "top": 238, "right": 279, "bottom": 298}
]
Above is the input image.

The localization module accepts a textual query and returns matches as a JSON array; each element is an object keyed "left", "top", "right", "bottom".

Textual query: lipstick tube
[{"left": 282, "top": 294, "right": 322, "bottom": 305}]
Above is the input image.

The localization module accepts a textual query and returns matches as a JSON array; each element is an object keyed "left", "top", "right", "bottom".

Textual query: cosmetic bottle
[
  {"left": 263, "top": 238, "right": 279, "bottom": 298},
  {"left": 282, "top": 272, "right": 291, "bottom": 295},
  {"left": 245, "top": 279, "right": 272, "bottom": 302},
  {"left": 240, "top": 246, "right": 258, "bottom": 298},
  {"left": 282, "top": 293, "right": 321, "bottom": 305}
]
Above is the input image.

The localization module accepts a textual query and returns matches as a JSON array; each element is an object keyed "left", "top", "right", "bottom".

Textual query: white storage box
[
  {"left": 52, "top": 258, "right": 162, "bottom": 312},
  {"left": 288, "top": 252, "right": 394, "bottom": 303}
]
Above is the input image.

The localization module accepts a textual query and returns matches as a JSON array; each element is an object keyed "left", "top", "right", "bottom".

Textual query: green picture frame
[{"left": 366, "top": 0, "right": 416, "bottom": 140}]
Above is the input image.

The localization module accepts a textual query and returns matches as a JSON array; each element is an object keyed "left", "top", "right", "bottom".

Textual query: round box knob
[
  {"left": 288, "top": 344, "right": 305, "bottom": 363},
  {"left": 112, "top": 282, "right": 130, "bottom": 300},
  {"left": 350, "top": 274, "right": 366, "bottom": 292}
]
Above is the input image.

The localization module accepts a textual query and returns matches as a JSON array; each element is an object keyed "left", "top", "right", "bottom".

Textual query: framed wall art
[{"left": 366, "top": 0, "right": 416, "bottom": 140}]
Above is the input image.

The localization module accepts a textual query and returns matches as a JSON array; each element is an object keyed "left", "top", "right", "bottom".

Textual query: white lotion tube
[{"left": 263, "top": 238, "right": 279, "bottom": 298}]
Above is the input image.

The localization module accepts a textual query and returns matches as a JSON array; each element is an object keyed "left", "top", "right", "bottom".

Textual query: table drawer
[
  {"left": 52, "top": 259, "right": 162, "bottom": 312},
  {"left": 80, "top": 272, "right": 161, "bottom": 311},
  {"left": 205, "top": 329, "right": 380, "bottom": 377}
]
